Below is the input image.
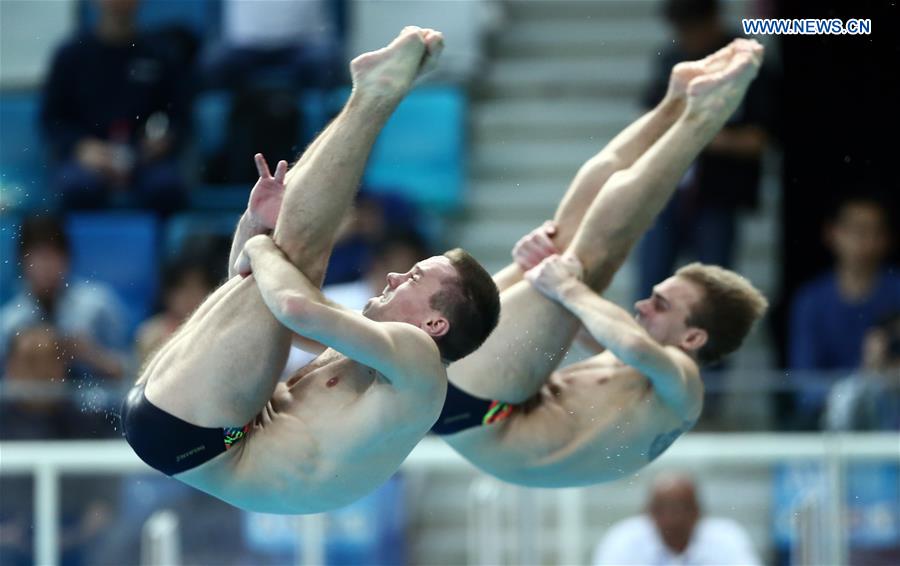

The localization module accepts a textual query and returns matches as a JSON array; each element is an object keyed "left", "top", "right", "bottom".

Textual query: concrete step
[
  {"left": 455, "top": 211, "right": 780, "bottom": 267},
  {"left": 505, "top": 0, "right": 752, "bottom": 22},
  {"left": 505, "top": 0, "right": 662, "bottom": 21},
  {"left": 467, "top": 179, "right": 569, "bottom": 216},
  {"left": 475, "top": 121, "right": 628, "bottom": 144},
  {"left": 450, "top": 216, "right": 543, "bottom": 259},
  {"left": 481, "top": 56, "right": 652, "bottom": 98},
  {"left": 472, "top": 97, "right": 638, "bottom": 143},
  {"left": 472, "top": 139, "right": 603, "bottom": 179},
  {"left": 495, "top": 20, "right": 667, "bottom": 59}
]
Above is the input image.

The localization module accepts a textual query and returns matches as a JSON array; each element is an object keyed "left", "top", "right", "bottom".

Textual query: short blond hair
[{"left": 675, "top": 263, "right": 768, "bottom": 365}]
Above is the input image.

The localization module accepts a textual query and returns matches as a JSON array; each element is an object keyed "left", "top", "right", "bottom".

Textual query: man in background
[
  {"left": 41, "top": 0, "right": 189, "bottom": 213},
  {"left": 787, "top": 196, "right": 900, "bottom": 428},
  {"left": 824, "top": 312, "right": 900, "bottom": 431},
  {"left": 592, "top": 473, "right": 761, "bottom": 565},
  {"left": 0, "top": 216, "right": 129, "bottom": 380}
]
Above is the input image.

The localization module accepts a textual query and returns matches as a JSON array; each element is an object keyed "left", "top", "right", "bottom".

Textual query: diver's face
[
  {"left": 634, "top": 276, "right": 703, "bottom": 348},
  {"left": 649, "top": 487, "right": 700, "bottom": 551},
  {"left": 829, "top": 202, "right": 890, "bottom": 269},
  {"left": 362, "top": 255, "right": 456, "bottom": 329},
  {"left": 23, "top": 245, "right": 68, "bottom": 299}
]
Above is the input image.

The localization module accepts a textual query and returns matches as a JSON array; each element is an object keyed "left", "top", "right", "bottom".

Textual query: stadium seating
[
  {"left": 192, "top": 90, "right": 232, "bottom": 162},
  {"left": 0, "top": 211, "right": 159, "bottom": 338},
  {"left": 163, "top": 211, "right": 241, "bottom": 260},
  {"left": 324, "top": 86, "right": 468, "bottom": 212},
  {"left": 66, "top": 212, "right": 159, "bottom": 337},
  {"left": 0, "top": 92, "right": 50, "bottom": 211},
  {"left": 0, "top": 212, "right": 22, "bottom": 304},
  {"left": 78, "top": 0, "right": 218, "bottom": 36},
  {"left": 365, "top": 87, "right": 467, "bottom": 212}
]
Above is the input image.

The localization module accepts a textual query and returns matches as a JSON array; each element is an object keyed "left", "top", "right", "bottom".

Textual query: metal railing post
[
  {"left": 297, "top": 514, "right": 327, "bottom": 566},
  {"left": 824, "top": 434, "right": 848, "bottom": 565},
  {"left": 516, "top": 487, "right": 539, "bottom": 565},
  {"left": 557, "top": 488, "right": 584, "bottom": 565},
  {"left": 468, "top": 476, "right": 502, "bottom": 564},
  {"left": 34, "top": 463, "right": 60, "bottom": 566},
  {"left": 140, "top": 509, "right": 181, "bottom": 566}
]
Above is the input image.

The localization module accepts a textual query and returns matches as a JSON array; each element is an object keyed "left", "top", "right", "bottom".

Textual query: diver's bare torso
[
  {"left": 444, "top": 351, "right": 699, "bottom": 487},
  {"left": 176, "top": 349, "right": 445, "bottom": 514}
]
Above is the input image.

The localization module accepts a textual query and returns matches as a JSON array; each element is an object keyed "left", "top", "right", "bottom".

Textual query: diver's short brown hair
[
  {"left": 429, "top": 248, "right": 500, "bottom": 362},
  {"left": 675, "top": 262, "right": 768, "bottom": 365}
]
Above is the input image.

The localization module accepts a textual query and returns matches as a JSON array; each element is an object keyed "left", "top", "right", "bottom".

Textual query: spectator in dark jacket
[
  {"left": 636, "top": 0, "right": 776, "bottom": 301},
  {"left": 41, "top": 0, "right": 189, "bottom": 214}
]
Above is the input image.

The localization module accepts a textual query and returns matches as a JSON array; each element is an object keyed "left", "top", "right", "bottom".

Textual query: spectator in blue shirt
[
  {"left": 788, "top": 196, "right": 900, "bottom": 428},
  {"left": 40, "top": 0, "right": 189, "bottom": 214},
  {"left": 824, "top": 312, "right": 900, "bottom": 431},
  {"left": 0, "top": 216, "right": 130, "bottom": 380}
]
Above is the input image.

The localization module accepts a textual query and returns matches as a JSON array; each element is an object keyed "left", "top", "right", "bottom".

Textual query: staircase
[{"left": 448, "top": 0, "right": 667, "bottom": 303}]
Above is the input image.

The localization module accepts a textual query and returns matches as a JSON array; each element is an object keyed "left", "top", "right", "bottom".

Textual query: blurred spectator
[
  {"left": 592, "top": 473, "right": 761, "bottom": 565},
  {"left": 285, "top": 230, "right": 430, "bottom": 373},
  {"left": 41, "top": 0, "right": 189, "bottom": 214},
  {"left": 202, "top": 0, "right": 344, "bottom": 92},
  {"left": 200, "top": 0, "right": 344, "bottom": 185},
  {"left": 824, "top": 312, "right": 900, "bottom": 431},
  {"left": 324, "top": 191, "right": 422, "bottom": 285},
  {"left": 325, "top": 229, "right": 429, "bottom": 308},
  {"left": 787, "top": 196, "right": 900, "bottom": 428},
  {"left": 790, "top": 197, "right": 898, "bottom": 370},
  {"left": 636, "top": 0, "right": 775, "bottom": 301},
  {"left": 0, "top": 325, "right": 81, "bottom": 440},
  {"left": 203, "top": 86, "right": 304, "bottom": 185},
  {"left": 135, "top": 256, "right": 218, "bottom": 366},
  {"left": 0, "top": 216, "right": 130, "bottom": 380}
]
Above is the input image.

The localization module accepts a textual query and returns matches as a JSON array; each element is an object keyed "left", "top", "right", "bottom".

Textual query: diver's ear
[
  {"left": 681, "top": 327, "right": 708, "bottom": 353},
  {"left": 422, "top": 315, "right": 449, "bottom": 338}
]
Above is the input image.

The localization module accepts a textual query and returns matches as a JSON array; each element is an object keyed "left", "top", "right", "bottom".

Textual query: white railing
[{"left": 1, "top": 434, "right": 898, "bottom": 565}]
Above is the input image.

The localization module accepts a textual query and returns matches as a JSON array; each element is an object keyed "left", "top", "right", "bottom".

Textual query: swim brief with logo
[
  {"left": 431, "top": 381, "right": 515, "bottom": 435},
  {"left": 121, "top": 384, "right": 249, "bottom": 476}
]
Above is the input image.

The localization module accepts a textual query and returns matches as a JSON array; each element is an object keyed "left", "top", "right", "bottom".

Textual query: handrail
[
  {"left": 1, "top": 433, "right": 897, "bottom": 566},
  {"left": 1, "top": 433, "right": 897, "bottom": 474}
]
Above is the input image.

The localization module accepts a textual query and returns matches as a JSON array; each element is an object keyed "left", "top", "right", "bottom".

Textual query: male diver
[
  {"left": 433, "top": 40, "right": 769, "bottom": 487},
  {"left": 122, "top": 27, "right": 500, "bottom": 513}
]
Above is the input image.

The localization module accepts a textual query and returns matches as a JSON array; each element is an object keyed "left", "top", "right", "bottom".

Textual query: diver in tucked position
[
  {"left": 122, "top": 27, "right": 500, "bottom": 513},
  {"left": 432, "top": 39, "right": 769, "bottom": 486}
]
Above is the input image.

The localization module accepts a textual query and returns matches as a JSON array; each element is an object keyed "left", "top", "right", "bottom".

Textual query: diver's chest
[
  {"left": 288, "top": 358, "right": 380, "bottom": 401},
  {"left": 551, "top": 364, "right": 647, "bottom": 400}
]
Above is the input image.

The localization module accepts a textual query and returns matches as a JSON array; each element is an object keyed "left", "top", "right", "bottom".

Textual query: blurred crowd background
[{"left": 0, "top": 0, "right": 897, "bottom": 564}]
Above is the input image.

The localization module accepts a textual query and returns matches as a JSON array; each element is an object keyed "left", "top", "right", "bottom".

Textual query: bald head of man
[{"left": 646, "top": 473, "right": 701, "bottom": 554}]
